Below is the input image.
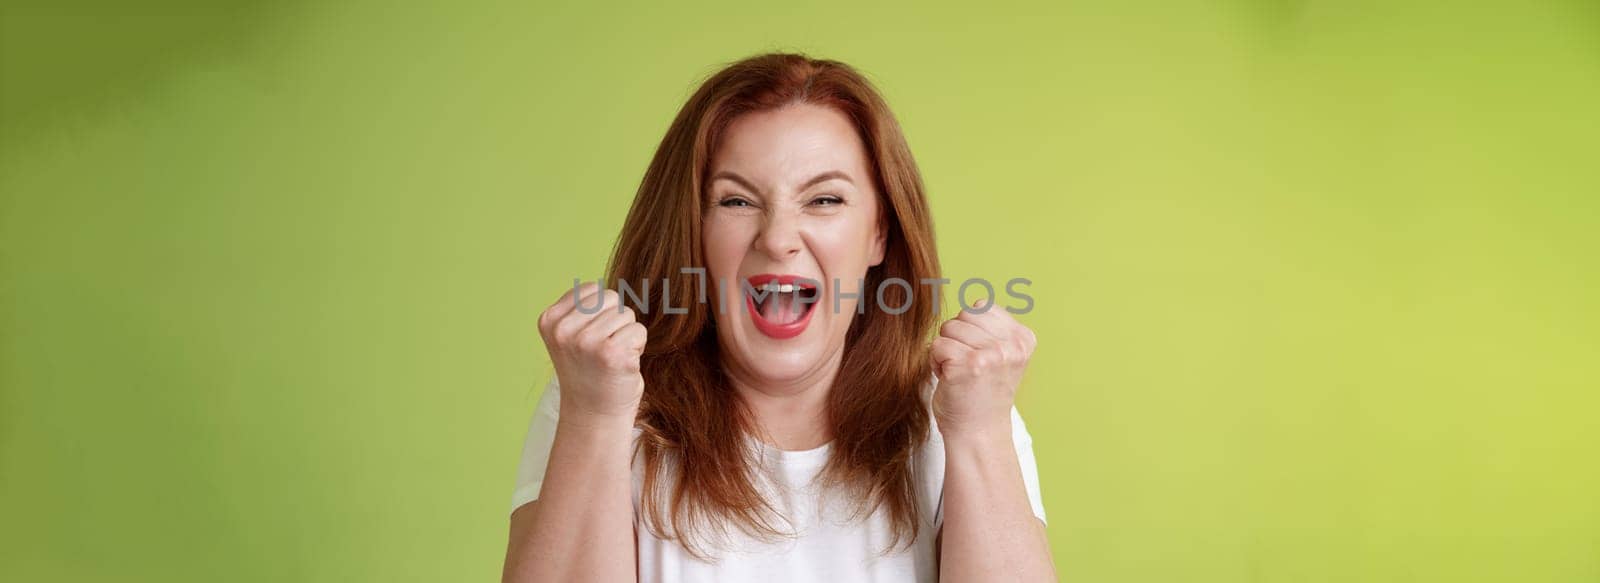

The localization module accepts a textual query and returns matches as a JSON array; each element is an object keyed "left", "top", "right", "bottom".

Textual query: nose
[{"left": 753, "top": 208, "right": 802, "bottom": 260}]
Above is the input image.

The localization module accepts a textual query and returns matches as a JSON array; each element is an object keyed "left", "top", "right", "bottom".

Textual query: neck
[{"left": 725, "top": 345, "right": 843, "bottom": 452}]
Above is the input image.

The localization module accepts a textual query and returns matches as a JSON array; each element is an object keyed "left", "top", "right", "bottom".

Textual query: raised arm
[
  {"left": 930, "top": 300, "right": 1056, "bottom": 582},
  {"left": 502, "top": 283, "right": 646, "bottom": 583}
]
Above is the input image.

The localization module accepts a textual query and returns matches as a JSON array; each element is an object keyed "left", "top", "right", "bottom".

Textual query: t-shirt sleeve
[
  {"left": 509, "top": 374, "right": 562, "bottom": 514},
  {"left": 1011, "top": 405, "right": 1049, "bottom": 525}
]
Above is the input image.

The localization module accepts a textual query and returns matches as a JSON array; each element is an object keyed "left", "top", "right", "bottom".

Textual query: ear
[{"left": 868, "top": 209, "right": 888, "bottom": 267}]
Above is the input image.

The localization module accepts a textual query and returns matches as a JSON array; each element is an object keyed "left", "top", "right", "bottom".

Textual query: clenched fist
[
  {"left": 537, "top": 282, "right": 648, "bottom": 420},
  {"left": 929, "top": 298, "right": 1037, "bottom": 436}
]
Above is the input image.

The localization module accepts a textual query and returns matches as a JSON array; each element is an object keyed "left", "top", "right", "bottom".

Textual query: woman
[{"left": 502, "top": 52, "right": 1056, "bottom": 582}]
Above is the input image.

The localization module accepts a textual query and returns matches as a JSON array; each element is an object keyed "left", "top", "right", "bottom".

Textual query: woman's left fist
[{"left": 929, "top": 298, "right": 1037, "bottom": 436}]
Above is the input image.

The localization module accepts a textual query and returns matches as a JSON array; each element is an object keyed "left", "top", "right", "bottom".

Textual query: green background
[{"left": 3, "top": 1, "right": 1596, "bottom": 581}]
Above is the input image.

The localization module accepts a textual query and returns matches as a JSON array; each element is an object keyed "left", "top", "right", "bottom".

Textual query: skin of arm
[
  {"left": 938, "top": 421, "right": 1056, "bottom": 582},
  {"left": 501, "top": 408, "right": 639, "bottom": 583},
  {"left": 929, "top": 299, "right": 1057, "bottom": 582},
  {"left": 503, "top": 283, "right": 647, "bottom": 582}
]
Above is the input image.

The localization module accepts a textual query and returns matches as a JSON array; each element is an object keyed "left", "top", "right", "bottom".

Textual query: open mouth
[{"left": 744, "top": 274, "right": 820, "bottom": 340}]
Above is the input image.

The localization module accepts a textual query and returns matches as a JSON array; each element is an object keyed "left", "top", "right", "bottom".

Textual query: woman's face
[{"left": 702, "top": 102, "right": 886, "bottom": 388}]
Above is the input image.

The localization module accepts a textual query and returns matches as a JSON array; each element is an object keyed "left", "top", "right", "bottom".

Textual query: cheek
[
  {"left": 702, "top": 217, "right": 753, "bottom": 275},
  {"left": 806, "top": 215, "right": 878, "bottom": 270}
]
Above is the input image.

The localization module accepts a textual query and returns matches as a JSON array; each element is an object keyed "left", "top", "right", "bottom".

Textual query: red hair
[{"left": 606, "top": 52, "right": 942, "bottom": 559}]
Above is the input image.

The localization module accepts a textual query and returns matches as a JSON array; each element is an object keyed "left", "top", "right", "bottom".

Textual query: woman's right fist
[{"left": 537, "top": 282, "right": 647, "bottom": 419}]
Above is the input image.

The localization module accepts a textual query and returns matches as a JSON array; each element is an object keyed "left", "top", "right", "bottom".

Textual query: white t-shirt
[{"left": 509, "top": 374, "right": 1047, "bottom": 582}]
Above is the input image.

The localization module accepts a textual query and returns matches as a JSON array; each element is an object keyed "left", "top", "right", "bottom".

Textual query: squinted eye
[
  {"left": 718, "top": 197, "right": 754, "bottom": 208},
  {"left": 812, "top": 196, "right": 843, "bottom": 206}
]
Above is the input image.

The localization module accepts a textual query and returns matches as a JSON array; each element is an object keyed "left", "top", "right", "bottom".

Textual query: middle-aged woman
[{"left": 502, "top": 52, "right": 1055, "bottom": 582}]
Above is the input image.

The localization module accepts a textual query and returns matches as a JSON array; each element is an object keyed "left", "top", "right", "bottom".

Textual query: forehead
[{"left": 709, "top": 103, "right": 872, "bottom": 187}]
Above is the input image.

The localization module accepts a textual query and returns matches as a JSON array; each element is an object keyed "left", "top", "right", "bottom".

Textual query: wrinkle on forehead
[{"left": 709, "top": 103, "right": 873, "bottom": 198}]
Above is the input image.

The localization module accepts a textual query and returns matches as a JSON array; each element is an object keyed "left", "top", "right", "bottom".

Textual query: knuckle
[
  {"left": 576, "top": 329, "right": 604, "bottom": 352},
  {"left": 549, "top": 323, "right": 571, "bottom": 345},
  {"left": 554, "top": 318, "right": 582, "bottom": 343},
  {"left": 1008, "top": 349, "right": 1028, "bottom": 365},
  {"left": 598, "top": 344, "right": 624, "bottom": 367}
]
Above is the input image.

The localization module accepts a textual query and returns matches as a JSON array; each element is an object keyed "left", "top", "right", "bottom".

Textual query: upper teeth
[{"left": 761, "top": 283, "right": 799, "bottom": 293}]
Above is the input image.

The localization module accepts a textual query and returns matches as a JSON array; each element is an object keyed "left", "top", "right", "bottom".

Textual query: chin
[
  {"left": 717, "top": 318, "right": 838, "bottom": 385},
  {"left": 740, "top": 343, "right": 828, "bottom": 381}
]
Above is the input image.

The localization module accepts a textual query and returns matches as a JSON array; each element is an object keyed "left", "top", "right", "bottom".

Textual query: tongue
[{"left": 760, "top": 291, "right": 805, "bottom": 324}]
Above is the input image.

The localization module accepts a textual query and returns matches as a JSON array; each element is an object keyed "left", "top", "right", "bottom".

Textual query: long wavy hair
[{"left": 605, "top": 52, "right": 942, "bottom": 560}]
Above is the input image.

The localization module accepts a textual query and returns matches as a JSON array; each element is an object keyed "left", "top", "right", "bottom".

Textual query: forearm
[
  {"left": 939, "top": 425, "right": 1055, "bottom": 582},
  {"left": 503, "top": 409, "right": 638, "bottom": 583}
]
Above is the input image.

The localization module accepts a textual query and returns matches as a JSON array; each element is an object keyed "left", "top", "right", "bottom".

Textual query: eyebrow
[{"left": 708, "top": 170, "right": 853, "bottom": 196}]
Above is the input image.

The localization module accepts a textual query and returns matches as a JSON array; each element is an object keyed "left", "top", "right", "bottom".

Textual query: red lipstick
[{"left": 743, "top": 273, "right": 820, "bottom": 340}]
